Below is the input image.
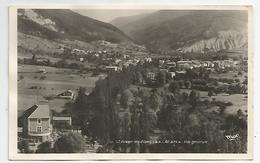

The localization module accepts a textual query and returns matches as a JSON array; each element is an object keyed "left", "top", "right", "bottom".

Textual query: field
[
  {"left": 129, "top": 85, "right": 247, "bottom": 116},
  {"left": 208, "top": 70, "right": 248, "bottom": 115},
  {"left": 181, "top": 89, "right": 247, "bottom": 115},
  {"left": 18, "top": 65, "right": 101, "bottom": 115},
  {"left": 210, "top": 71, "right": 247, "bottom": 81}
]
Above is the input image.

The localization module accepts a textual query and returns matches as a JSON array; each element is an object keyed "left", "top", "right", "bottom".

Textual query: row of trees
[{"left": 71, "top": 65, "right": 248, "bottom": 153}]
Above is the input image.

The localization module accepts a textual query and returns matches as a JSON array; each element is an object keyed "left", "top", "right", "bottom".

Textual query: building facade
[{"left": 19, "top": 105, "right": 52, "bottom": 143}]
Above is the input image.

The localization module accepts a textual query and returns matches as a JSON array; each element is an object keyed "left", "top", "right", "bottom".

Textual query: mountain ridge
[
  {"left": 111, "top": 10, "right": 248, "bottom": 53},
  {"left": 18, "top": 9, "right": 133, "bottom": 43}
]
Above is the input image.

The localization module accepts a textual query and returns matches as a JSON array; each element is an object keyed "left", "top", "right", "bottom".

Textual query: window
[
  {"left": 37, "top": 118, "right": 41, "bottom": 124},
  {"left": 36, "top": 126, "right": 42, "bottom": 133}
]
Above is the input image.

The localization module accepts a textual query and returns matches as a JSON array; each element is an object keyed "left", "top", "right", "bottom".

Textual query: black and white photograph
[{"left": 8, "top": 6, "right": 253, "bottom": 160}]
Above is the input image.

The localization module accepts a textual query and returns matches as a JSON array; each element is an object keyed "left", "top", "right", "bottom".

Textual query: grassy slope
[
  {"left": 18, "top": 65, "right": 100, "bottom": 114},
  {"left": 18, "top": 9, "right": 132, "bottom": 43}
]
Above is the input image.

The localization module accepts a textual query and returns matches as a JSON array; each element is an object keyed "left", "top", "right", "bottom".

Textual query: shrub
[
  {"left": 44, "top": 95, "right": 55, "bottom": 100},
  {"left": 225, "top": 102, "right": 233, "bottom": 106},
  {"left": 36, "top": 141, "right": 52, "bottom": 153},
  {"left": 19, "top": 75, "right": 24, "bottom": 80},
  {"left": 40, "top": 76, "right": 47, "bottom": 80},
  {"left": 29, "top": 86, "right": 38, "bottom": 89},
  {"left": 54, "top": 132, "right": 86, "bottom": 153},
  {"left": 18, "top": 140, "right": 30, "bottom": 153}
]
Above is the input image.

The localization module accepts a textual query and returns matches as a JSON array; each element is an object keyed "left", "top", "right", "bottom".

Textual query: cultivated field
[
  {"left": 129, "top": 85, "right": 247, "bottom": 116},
  {"left": 181, "top": 89, "right": 247, "bottom": 115},
  {"left": 18, "top": 65, "right": 101, "bottom": 115}
]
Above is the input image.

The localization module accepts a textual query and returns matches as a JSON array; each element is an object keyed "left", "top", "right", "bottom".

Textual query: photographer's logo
[{"left": 225, "top": 134, "right": 239, "bottom": 141}]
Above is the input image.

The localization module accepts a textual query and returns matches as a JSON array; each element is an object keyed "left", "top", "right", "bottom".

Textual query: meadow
[{"left": 18, "top": 65, "right": 100, "bottom": 115}]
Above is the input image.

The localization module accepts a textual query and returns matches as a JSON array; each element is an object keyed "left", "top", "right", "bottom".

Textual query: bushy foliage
[
  {"left": 36, "top": 141, "right": 52, "bottom": 153},
  {"left": 54, "top": 132, "right": 86, "bottom": 153}
]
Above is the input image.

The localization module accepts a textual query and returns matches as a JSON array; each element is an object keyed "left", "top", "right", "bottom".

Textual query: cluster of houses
[
  {"left": 61, "top": 45, "right": 242, "bottom": 83},
  {"left": 62, "top": 41, "right": 148, "bottom": 63},
  {"left": 159, "top": 59, "right": 240, "bottom": 71},
  {"left": 101, "top": 55, "right": 242, "bottom": 84},
  {"left": 103, "top": 56, "right": 152, "bottom": 73},
  {"left": 144, "top": 59, "right": 241, "bottom": 81}
]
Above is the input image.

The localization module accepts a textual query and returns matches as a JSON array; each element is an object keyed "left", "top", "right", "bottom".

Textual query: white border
[{"left": 8, "top": 5, "right": 254, "bottom": 160}]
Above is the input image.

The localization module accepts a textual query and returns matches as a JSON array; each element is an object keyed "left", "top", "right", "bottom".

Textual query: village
[{"left": 17, "top": 44, "right": 248, "bottom": 153}]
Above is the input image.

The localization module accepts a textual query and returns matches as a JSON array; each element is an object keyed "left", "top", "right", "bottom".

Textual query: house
[
  {"left": 18, "top": 104, "right": 76, "bottom": 152},
  {"left": 147, "top": 72, "right": 156, "bottom": 80},
  {"left": 115, "top": 59, "right": 122, "bottom": 64},
  {"left": 79, "top": 57, "right": 84, "bottom": 62},
  {"left": 57, "top": 90, "right": 74, "bottom": 100},
  {"left": 176, "top": 70, "right": 186, "bottom": 78},
  {"left": 123, "top": 62, "right": 130, "bottom": 68},
  {"left": 106, "top": 66, "right": 120, "bottom": 72},
  {"left": 38, "top": 68, "right": 47, "bottom": 74},
  {"left": 72, "top": 49, "right": 87, "bottom": 55},
  {"left": 159, "top": 59, "right": 165, "bottom": 66},
  {"left": 166, "top": 61, "right": 177, "bottom": 67},
  {"left": 19, "top": 105, "right": 52, "bottom": 144},
  {"left": 169, "top": 72, "right": 176, "bottom": 78},
  {"left": 160, "top": 68, "right": 168, "bottom": 73},
  {"left": 191, "top": 60, "right": 201, "bottom": 68},
  {"left": 144, "top": 57, "right": 152, "bottom": 63},
  {"left": 177, "top": 61, "right": 192, "bottom": 69},
  {"left": 52, "top": 116, "right": 72, "bottom": 129},
  {"left": 123, "top": 54, "right": 130, "bottom": 59}
]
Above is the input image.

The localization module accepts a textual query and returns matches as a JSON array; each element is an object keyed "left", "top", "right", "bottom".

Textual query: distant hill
[
  {"left": 110, "top": 10, "right": 191, "bottom": 44},
  {"left": 111, "top": 10, "right": 248, "bottom": 53},
  {"left": 110, "top": 12, "right": 151, "bottom": 32},
  {"left": 18, "top": 9, "right": 132, "bottom": 43}
]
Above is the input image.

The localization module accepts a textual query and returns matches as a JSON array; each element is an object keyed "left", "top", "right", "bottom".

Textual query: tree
[
  {"left": 120, "top": 89, "right": 134, "bottom": 109},
  {"left": 55, "top": 59, "right": 68, "bottom": 68},
  {"left": 156, "top": 71, "right": 166, "bottom": 87},
  {"left": 169, "top": 81, "right": 180, "bottom": 94},
  {"left": 54, "top": 132, "right": 86, "bottom": 153},
  {"left": 19, "top": 75, "right": 24, "bottom": 81},
  {"left": 182, "top": 92, "right": 189, "bottom": 102},
  {"left": 184, "top": 80, "right": 192, "bottom": 89},
  {"left": 219, "top": 106, "right": 226, "bottom": 115},
  {"left": 32, "top": 53, "right": 37, "bottom": 63},
  {"left": 208, "top": 90, "right": 213, "bottom": 97},
  {"left": 149, "top": 90, "right": 161, "bottom": 112},
  {"left": 74, "top": 87, "right": 87, "bottom": 113},
  {"left": 237, "top": 109, "right": 243, "bottom": 117},
  {"left": 178, "top": 80, "right": 185, "bottom": 89},
  {"left": 243, "top": 78, "right": 248, "bottom": 85},
  {"left": 189, "top": 90, "right": 200, "bottom": 108},
  {"left": 36, "top": 141, "right": 52, "bottom": 153},
  {"left": 18, "top": 140, "right": 30, "bottom": 153}
]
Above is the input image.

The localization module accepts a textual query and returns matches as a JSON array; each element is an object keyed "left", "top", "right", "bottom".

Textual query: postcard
[{"left": 9, "top": 5, "right": 253, "bottom": 160}]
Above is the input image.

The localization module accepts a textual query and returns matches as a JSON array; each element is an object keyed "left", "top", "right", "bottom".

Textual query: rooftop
[{"left": 27, "top": 105, "right": 50, "bottom": 119}]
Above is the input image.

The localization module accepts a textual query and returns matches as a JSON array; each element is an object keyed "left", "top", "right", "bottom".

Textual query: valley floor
[{"left": 18, "top": 64, "right": 101, "bottom": 115}]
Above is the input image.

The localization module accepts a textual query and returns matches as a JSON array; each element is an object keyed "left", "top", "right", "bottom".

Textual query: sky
[{"left": 73, "top": 9, "right": 155, "bottom": 22}]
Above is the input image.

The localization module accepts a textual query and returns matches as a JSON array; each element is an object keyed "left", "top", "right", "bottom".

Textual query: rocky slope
[
  {"left": 111, "top": 10, "right": 248, "bottom": 53},
  {"left": 18, "top": 9, "right": 132, "bottom": 43},
  {"left": 180, "top": 30, "right": 247, "bottom": 53}
]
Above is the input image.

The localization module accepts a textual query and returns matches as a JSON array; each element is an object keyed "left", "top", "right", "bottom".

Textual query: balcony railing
[{"left": 28, "top": 130, "right": 51, "bottom": 136}]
